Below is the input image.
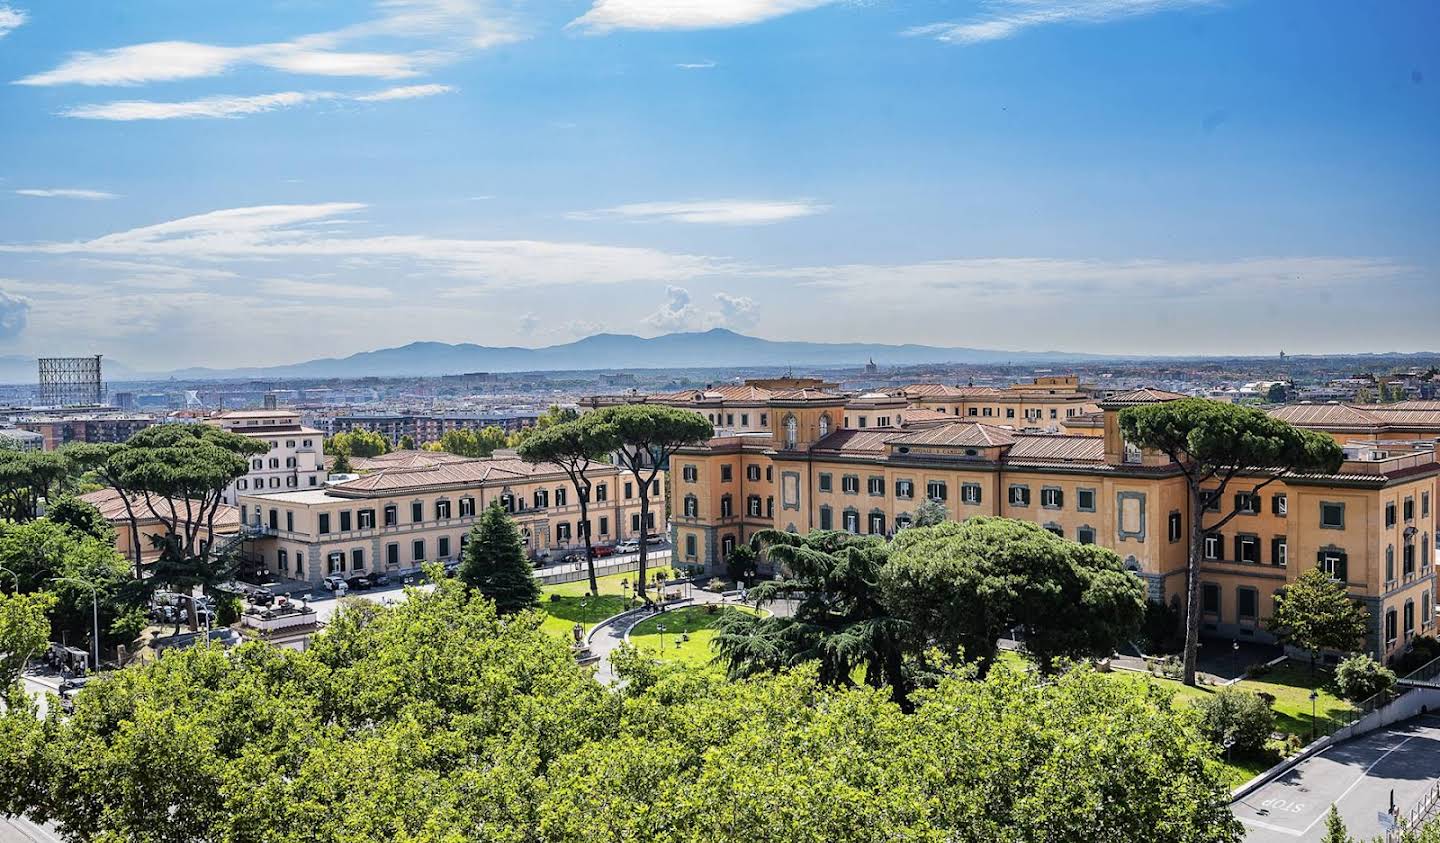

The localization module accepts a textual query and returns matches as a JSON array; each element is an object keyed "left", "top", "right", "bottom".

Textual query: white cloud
[
  {"left": 14, "top": 188, "right": 117, "bottom": 200},
  {"left": 3, "top": 202, "right": 720, "bottom": 287},
  {"left": 906, "top": 0, "right": 1216, "bottom": 44},
  {"left": 569, "top": 198, "right": 827, "bottom": 225},
  {"left": 354, "top": 83, "right": 455, "bottom": 101},
  {"left": 675, "top": 60, "right": 717, "bottom": 69},
  {"left": 643, "top": 285, "right": 697, "bottom": 331},
  {"left": 766, "top": 256, "right": 1409, "bottom": 301},
  {"left": 63, "top": 91, "right": 336, "bottom": 121},
  {"left": 712, "top": 292, "right": 758, "bottom": 330},
  {"left": 0, "top": 4, "right": 26, "bottom": 39},
  {"left": 518, "top": 312, "right": 540, "bottom": 334},
  {"left": 262, "top": 278, "right": 393, "bottom": 299},
  {"left": 0, "top": 289, "right": 28, "bottom": 340},
  {"left": 15, "top": 0, "right": 519, "bottom": 86},
  {"left": 571, "top": 0, "right": 836, "bottom": 32}
]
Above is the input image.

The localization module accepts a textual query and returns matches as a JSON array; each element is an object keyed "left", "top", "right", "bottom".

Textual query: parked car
[
  {"left": 345, "top": 575, "right": 374, "bottom": 590},
  {"left": 322, "top": 575, "right": 346, "bottom": 591},
  {"left": 371, "top": 572, "right": 392, "bottom": 587},
  {"left": 592, "top": 544, "right": 617, "bottom": 558},
  {"left": 614, "top": 539, "right": 640, "bottom": 554}
]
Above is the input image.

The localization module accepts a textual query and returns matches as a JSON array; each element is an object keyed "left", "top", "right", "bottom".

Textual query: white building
[{"left": 208, "top": 410, "right": 326, "bottom": 506}]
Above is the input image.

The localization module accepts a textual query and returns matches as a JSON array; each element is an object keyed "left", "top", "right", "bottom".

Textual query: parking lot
[{"left": 1234, "top": 715, "right": 1440, "bottom": 841}]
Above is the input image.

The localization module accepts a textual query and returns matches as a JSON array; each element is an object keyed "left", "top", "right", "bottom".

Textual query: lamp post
[
  {"left": 53, "top": 577, "right": 101, "bottom": 673},
  {"left": 1309, "top": 689, "right": 1319, "bottom": 742}
]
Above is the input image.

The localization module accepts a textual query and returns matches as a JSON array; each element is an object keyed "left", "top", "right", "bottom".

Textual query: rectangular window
[
  {"left": 1009, "top": 485, "right": 1031, "bottom": 507},
  {"left": 1404, "top": 497, "right": 1415, "bottom": 522},
  {"left": 339, "top": 511, "right": 353, "bottom": 532},
  {"left": 1078, "top": 526, "right": 1096, "bottom": 545},
  {"left": 384, "top": 505, "right": 397, "bottom": 527},
  {"left": 411, "top": 501, "right": 424, "bottom": 523},
  {"left": 895, "top": 479, "right": 914, "bottom": 499},
  {"left": 319, "top": 513, "right": 331, "bottom": 534},
  {"left": 412, "top": 539, "right": 425, "bottom": 562},
  {"left": 721, "top": 465, "right": 733, "bottom": 482},
  {"left": 1237, "top": 588, "right": 1258, "bottom": 624},
  {"left": 819, "top": 507, "right": 833, "bottom": 530},
  {"left": 1272, "top": 536, "right": 1288, "bottom": 567},
  {"left": 556, "top": 488, "right": 568, "bottom": 507},
  {"left": 842, "top": 475, "right": 860, "bottom": 494},
  {"left": 1202, "top": 490, "right": 1221, "bottom": 512},
  {"left": 1040, "top": 487, "right": 1063, "bottom": 509},
  {"left": 843, "top": 510, "right": 860, "bottom": 533},
  {"left": 961, "top": 483, "right": 981, "bottom": 505},
  {"left": 460, "top": 497, "right": 474, "bottom": 517},
  {"left": 869, "top": 513, "right": 886, "bottom": 535},
  {"left": 1404, "top": 543, "right": 1415, "bottom": 577},
  {"left": 682, "top": 465, "right": 697, "bottom": 482},
  {"left": 386, "top": 543, "right": 399, "bottom": 566},
  {"left": 358, "top": 509, "right": 374, "bottom": 530},
  {"left": 868, "top": 476, "right": 884, "bottom": 496},
  {"left": 1236, "top": 535, "right": 1260, "bottom": 564},
  {"left": 438, "top": 536, "right": 451, "bottom": 558},
  {"left": 1203, "top": 533, "right": 1222, "bottom": 560},
  {"left": 624, "top": 482, "right": 633, "bottom": 498},
  {"left": 1320, "top": 502, "right": 1345, "bottom": 529},
  {"left": 286, "top": 511, "right": 294, "bottom": 532},
  {"left": 599, "top": 516, "right": 609, "bottom": 535},
  {"left": 685, "top": 534, "right": 697, "bottom": 559},
  {"left": 1235, "top": 492, "right": 1259, "bottom": 514},
  {"left": 1272, "top": 494, "right": 1288, "bottom": 516},
  {"left": 748, "top": 496, "right": 762, "bottom": 517},
  {"left": 1201, "top": 583, "right": 1220, "bottom": 616},
  {"left": 1077, "top": 488, "right": 1095, "bottom": 512},
  {"left": 1319, "top": 550, "right": 1348, "bottom": 582},
  {"left": 819, "top": 473, "right": 833, "bottom": 493},
  {"left": 1386, "top": 502, "right": 1397, "bottom": 528},
  {"left": 1424, "top": 492, "right": 1431, "bottom": 518},
  {"left": 351, "top": 548, "right": 364, "bottom": 571},
  {"left": 436, "top": 499, "right": 451, "bottom": 519},
  {"left": 928, "top": 480, "right": 948, "bottom": 502},
  {"left": 1168, "top": 511, "right": 1183, "bottom": 543},
  {"left": 747, "top": 465, "right": 761, "bottom": 482}
]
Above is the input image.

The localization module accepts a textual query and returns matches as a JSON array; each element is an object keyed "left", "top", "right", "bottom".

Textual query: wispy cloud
[
  {"left": 354, "top": 83, "right": 455, "bottom": 101},
  {"left": 14, "top": 188, "right": 117, "bottom": 200},
  {"left": 262, "top": 278, "right": 393, "bottom": 299},
  {"left": 569, "top": 199, "right": 827, "bottom": 225},
  {"left": 3, "top": 202, "right": 721, "bottom": 287},
  {"left": 906, "top": 0, "right": 1216, "bottom": 44},
  {"left": 15, "top": 0, "right": 519, "bottom": 86},
  {"left": 571, "top": 0, "right": 836, "bottom": 32},
  {"left": 63, "top": 91, "right": 336, "bottom": 121},
  {"left": 0, "top": 4, "right": 25, "bottom": 39},
  {"left": 675, "top": 60, "right": 717, "bottom": 69}
]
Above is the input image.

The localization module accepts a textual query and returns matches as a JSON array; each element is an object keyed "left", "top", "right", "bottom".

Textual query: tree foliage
[
  {"left": 587, "top": 404, "right": 713, "bottom": 600},
  {"left": 885, "top": 517, "right": 1147, "bottom": 675},
  {"left": 1267, "top": 567, "right": 1371, "bottom": 669},
  {"left": 1119, "top": 398, "right": 1344, "bottom": 685},
  {"left": 517, "top": 417, "right": 616, "bottom": 595},
  {"left": 426, "top": 426, "right": 511, "bottom": 458},
  {"left": 0, "top": 449, "right": 68, "bottom": 523},
  {"left": 911, "top": 498, "right": 949, "bottom": 527},
  {"left": 0, "top": 579, "right": 1242, "bottom": 842},
  {"left": 325, "top": 429, "right": 390, "bottom": 458},
  {"left": 43, "top": 496, "right": 113, "bottom": 543},
  {"left": 0, "top": 519, "right": 135, "bottom": 652},
  {"left": 1333, "top": 652, "right": 1397, "bottom": 703},
  {"left": 0, "top": 590, "right": 53, "bottom": 689},
  {"left": 329, "top": 450, "right": 353, "bottom": 474},
  {"left": 458, "top": 501, "right": 540, "bottom": 615},
  {"left": 1193, "top": 687, "right": 1275, "bottom": 754}
]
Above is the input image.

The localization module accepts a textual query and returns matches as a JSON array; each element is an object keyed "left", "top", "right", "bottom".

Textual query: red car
[{"left": 592, "top": 544, "right": 617, "bottom": 559}]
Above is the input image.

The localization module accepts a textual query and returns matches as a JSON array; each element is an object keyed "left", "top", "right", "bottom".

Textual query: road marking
[
  {"left": 1296, "top": 735, "right": 1416, "bottom": 837},
  {"left": 1237, "top": 816, "right": 1304, "bottom": 836}
]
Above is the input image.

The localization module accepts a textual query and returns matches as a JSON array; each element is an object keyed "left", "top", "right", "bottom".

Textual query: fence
[
  {"left": 535, "top": 551, "right": 676, "bottom": 586},
  {"left": 1387, "top": 778, "right": 1440, "bottom": 841}
]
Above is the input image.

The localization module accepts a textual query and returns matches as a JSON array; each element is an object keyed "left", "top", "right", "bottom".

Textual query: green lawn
[
  {"left": 537, "top": 566, "right": 675, "bottom": 639},
  {"left": 628, "top": 605, "right": 762, "bottom": 666}
]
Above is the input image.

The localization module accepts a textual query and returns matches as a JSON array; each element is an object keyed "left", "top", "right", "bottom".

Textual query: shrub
[
  {"left": 1194, "top": 688, "right": 1275, "bottom": 754},
  {"left": 1255, "top": 691, "right": 1277, "bottom": 707},
  {"left": 1334, "top": 653, "right": 1397, "bottom": 702},
  {"left": 1245, "top": 661, "right": 1273, "bottom": 678},
  {"left": 549, "top": 592, "right": 562, "bottom": 602},
  {"left": 1141, "top": 600, "right": 1183, "bottom": 654},
  {"left": 216, "top": 595, "right": 244, "bottom": 626}
]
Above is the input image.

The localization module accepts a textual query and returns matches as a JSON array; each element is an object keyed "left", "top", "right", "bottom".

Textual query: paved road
[
  {"left": 1235, "top": 715, "right": 1440, "bottom": 841},
  {"left": 0, "top": 816, "right": 61, "bottom": 843}
]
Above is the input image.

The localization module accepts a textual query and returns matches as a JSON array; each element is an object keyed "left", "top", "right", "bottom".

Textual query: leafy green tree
[
  {"left": 428, "top": 426, "right": 510, "bottom": 458},
  {"left": 1333, "top": 653, "right": 1397, "bottom": 702},
  {"left": 329, "top": 450, "right": 353, "bottom": 474},
  {"left": 325, "top": 429, "right": 390, "bottom": 458},
  {"left": 0, "top": 449, "right": 68, "bottom": 523},
  {"left": 1266, "top": 382, "right": 1289, "bottom": 404},
  {"left": 0, "top": 590, "right": 53, "bottom": 688},
  {"left": 588, "top": 404, "right": 713, "bottom": 601},
  {"left": 1120, "top": 399, "right": 1344, "bottom": 684},
  {"left": 43, "top": 495, "right": 113, "bottom": 543},
  {"left": 1320, "top": 805, "right": 1353, "bottom": 843},
  {"left": 398, "top": 434, "right": 416, "bottom": 451},
  {"left": 715, "top": 529, "right": 909, "bottom": 702},
  {"left": 885, "top": 517, "right": 1147, "bottom": 675},
  {"left": 1193, "top": 687, "right": 1274, "bottom": 754},
  {"left": 912, "top": 498, "right": 949, "bottom": 527},
  {"left": 725, "top": 543, "right": 758, "bottom": 586},
  {"left": 1267, "top": 567, "right": 1371, "bottom": 673},
  {"left": 0, "top": 519, "right": 135, "bottom": 653},
  {"left": 517, "top": 417, "right": 616, "bottom": 595},
  {"left": 457, "top": 501, "right": 539, "bottom": 614},
  {"left": 510, "top": 405, "right": 582, "bottom": 447}
]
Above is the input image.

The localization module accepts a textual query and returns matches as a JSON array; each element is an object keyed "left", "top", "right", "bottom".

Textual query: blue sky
[{"left": 0, "top": 0, "right": 1436, "bottom": 370}]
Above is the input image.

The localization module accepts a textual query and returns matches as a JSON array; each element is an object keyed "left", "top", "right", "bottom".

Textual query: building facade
[
  {"left": 670, "top": 388, "right": 1438, "bottom": 663},
  {"left": 16, "top": 413, "right": 155, "bottom": 450},
  {"left": 237, "top": 453, "right": 665, "bottom": 585},
  {"left": 208, "top": 410, "right": 327, "bottom": 505}
]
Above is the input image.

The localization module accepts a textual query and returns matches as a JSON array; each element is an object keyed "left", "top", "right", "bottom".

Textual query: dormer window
[
  {"left": 784, "top": 415, "right": 798, "bottom": 448},
  {"left": 818, "top": 414, "right": 831, "bottom": 438}
]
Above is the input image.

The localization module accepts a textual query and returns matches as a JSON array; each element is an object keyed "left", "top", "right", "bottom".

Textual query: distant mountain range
[
  {"left": 3, "top": 330, "right": 1436, "bottom": 386},
  {"left": 152, "top": 329, "right": 1109, "bottom": 380}
]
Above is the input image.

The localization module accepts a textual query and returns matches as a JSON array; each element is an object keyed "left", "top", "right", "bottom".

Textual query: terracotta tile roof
[
  {"left": 891, "top": 422, "right": 1016, "bottom": 448},
  {"left": 1360, "top": 401, "right": 1440, "bottom": 411},
  {"left": 351, "top": 449, "right": 476, "bottom": 470},
  {"left": 1007, "top": 435, "right": 1106, "bottom": 464},
  {"left": 897, "top": 407, "right": 953, "bottom": 426},
  {"left": 809, "top": 429, "right": 903, "bottom": 455},
  {"left": 770, "top": 388, "right": 847, "bottom": 402},
  {"left": 80, "top": 488, "right": 240, "bottom": 530},
  {"left": 327, "top": 455, "right": 612, "bottom": 495},
  {"left": 1101, "top": 388, "right": 1189, "bottom": 406},
  {"left": 1268, "top": 404, "right": 1383, "bottom": 428},
  {"left": 892, "top": 384, "right": 1003, "bottom": 399}
]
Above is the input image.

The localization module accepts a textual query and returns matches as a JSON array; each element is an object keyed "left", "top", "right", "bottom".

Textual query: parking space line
[
  {"left": 1237, "top": 816, "right": 1304, "bottom": 836},
  {"left": 1295, "top": 735, "right": 1416, "bottom": 837}
]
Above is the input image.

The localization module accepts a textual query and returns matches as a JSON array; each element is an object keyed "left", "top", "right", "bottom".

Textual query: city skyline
[{"left": 1, "top": 0, "right": 1437, "bottom": 368}]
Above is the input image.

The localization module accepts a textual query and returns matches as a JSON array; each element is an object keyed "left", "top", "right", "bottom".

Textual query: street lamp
[
  {"left": 1309, "top": 689, "right": 1319, "bottom": 742},
  {"left": 52, "top": 577, "right": 101, "bottom": 674}
]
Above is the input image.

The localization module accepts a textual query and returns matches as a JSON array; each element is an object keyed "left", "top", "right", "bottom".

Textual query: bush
[
  {"left": 1194, "top": 688, "right": 1275, "bottom": 754},
  {"left": 1245, "top": 661, "right": 1273, "bottom": 678},
  {"left": 1390, "top": 634, "right": 1440, "bottom": 675},
  {"left": 1334, "top": 653, "right": 1397, "bottom": 702},
  {"left": 216, "top": 596, "right": 244, "bottom": 626}
]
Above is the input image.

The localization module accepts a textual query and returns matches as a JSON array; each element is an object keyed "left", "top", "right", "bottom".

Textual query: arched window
[
  {"left": 783, "top": 414, "right": 798, "bottom": 448},
  {"left": 818, "top": 414, "right": 831, "bottom": 438}
]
